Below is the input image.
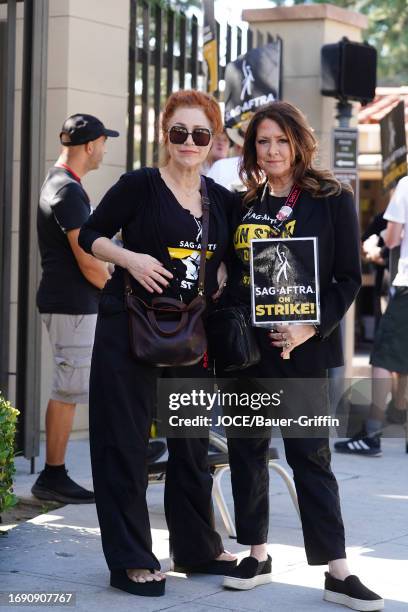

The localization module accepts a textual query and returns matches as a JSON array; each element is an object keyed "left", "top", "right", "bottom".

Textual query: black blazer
[{"left": 233, "top": 188, "right": 362, "bottom": 370}]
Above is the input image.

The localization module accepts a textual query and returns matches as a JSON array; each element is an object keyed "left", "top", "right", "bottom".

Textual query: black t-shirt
[
  {"left": 36, "top": 166, "right": 100, "bottom": 314},
  {"left": 229, "top": 190, "right": 298, "bottom": 304},
  {"left": 158, "top": 173, "right": 219, "bottom": 303},
  {"left": 79, "top": 168, "right": 239, "bottom": 305}
]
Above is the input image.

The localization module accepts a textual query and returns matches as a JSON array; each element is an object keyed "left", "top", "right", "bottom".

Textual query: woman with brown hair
[
  {"left": 78, "top": 90, "right": 239, "bottom": 597},
  {"left": 220, "top": 101, "right": 384, "bottom": 611}
]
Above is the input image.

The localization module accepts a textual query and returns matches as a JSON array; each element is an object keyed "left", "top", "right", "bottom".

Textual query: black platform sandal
[
  {"left": 110, "top": 569, "right": 166, "bottom": 597},
  {"left": 173, "top": 558, "right": 238, "bottom": 575}
]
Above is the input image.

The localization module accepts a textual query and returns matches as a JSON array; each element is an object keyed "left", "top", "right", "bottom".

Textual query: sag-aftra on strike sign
[{"left": 250, "top": 237, "right": 320, "bottom": 326}]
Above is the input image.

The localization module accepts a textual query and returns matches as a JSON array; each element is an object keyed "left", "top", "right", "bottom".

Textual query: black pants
[
  {"left": 225, "top": 340, "right": 346, "bottom": 565},
  {"left": 89, "top": 303, "right": 223, "bottom": 571}
]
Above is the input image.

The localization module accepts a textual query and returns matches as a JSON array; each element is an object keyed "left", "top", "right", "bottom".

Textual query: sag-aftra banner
[
  {"left": 250, "top": 237, "right": 320, "bottom": 326},
  {"left": 224, "top": 42, "right": 282, "bottom": 129}
]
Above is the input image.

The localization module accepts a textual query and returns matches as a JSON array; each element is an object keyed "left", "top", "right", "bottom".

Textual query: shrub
[{"left": 0, "top": 393, "right": 19, "bottom": 518}]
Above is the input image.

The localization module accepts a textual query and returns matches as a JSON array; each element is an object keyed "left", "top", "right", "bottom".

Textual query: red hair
[{"left": 161, "top": 90, "right": 223, "bottom": 138}]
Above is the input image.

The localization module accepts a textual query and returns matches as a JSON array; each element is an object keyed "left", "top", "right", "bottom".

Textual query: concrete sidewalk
[{"left": 1, "top": 434, "right": 407, "bottom": 612}]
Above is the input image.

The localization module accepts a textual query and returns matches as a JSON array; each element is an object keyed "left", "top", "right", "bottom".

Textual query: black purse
[{"left": 206, "top": 303, "right": 260, "bottom": 371}]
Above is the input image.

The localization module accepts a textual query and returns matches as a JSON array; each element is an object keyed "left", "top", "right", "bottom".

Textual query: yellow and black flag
[
  {"left": 380, "top": 100, "right": 407, "bottom": 191},
  {"left": 203, "top": 0, "right": 218, "bottom": 94}
]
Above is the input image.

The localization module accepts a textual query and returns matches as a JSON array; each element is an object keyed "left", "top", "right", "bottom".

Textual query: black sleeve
[
  {"left": 361, "top": 212, "right": 387, "bottom": 242},
  {"left": 52, "top": 184, "right": 90, "bottom": 232},
  {"left": 207, "top": 179, "right": 243, "bottom": 272},
  {"left": 78, "top": 171, "right": 144, "bottom": 254},
  {"left": 319, "top": 189, "right": 362, "bottom": 339}
]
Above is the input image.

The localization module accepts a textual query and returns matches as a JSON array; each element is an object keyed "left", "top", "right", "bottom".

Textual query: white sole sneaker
[
  {"left": 223, "top": 572, "right": 273, "bottom": 590},
  {"left": 324, "top": 588, "right": 385, "bottom": 611}
]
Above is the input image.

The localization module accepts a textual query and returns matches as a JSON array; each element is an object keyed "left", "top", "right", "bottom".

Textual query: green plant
[{"left": 0, "top": 393, "right": 20, "bottom": 518}]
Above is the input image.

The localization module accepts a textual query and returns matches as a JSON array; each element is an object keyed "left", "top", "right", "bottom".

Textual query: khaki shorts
[
  {"left": 42, "top": 313, "right": 97, "bottom": 404},
  {"left": 370, "top": 287, "right": 408, "bottom": 374}
]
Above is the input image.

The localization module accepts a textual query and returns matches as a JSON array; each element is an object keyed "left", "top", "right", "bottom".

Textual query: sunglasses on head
[{"left": 168, "top": 125, "right": 212, "bottom": 147}]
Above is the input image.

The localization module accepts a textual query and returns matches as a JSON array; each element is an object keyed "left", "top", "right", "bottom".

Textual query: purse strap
[
  {"left": 124, "top": 175, "right": 211, "bottom": 297},
  {"left": 197, "top": 175, "right": 210, "bottom": 296}
]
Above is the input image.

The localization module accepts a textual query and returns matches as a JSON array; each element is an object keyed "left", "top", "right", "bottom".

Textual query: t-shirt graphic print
[
  {"left": 234, "top": 197, "right": 297, "bottom": 294},
  {"left": 166, "top": 215, "right": 216, "bottom": 302}
]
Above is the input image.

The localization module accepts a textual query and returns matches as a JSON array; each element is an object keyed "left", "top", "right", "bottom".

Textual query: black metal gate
[
  {"left": 127, "top": 0, "right": 276, "bottom": 171},
  {"left": 0, "top": 0, "right": 48, "bottom": 463},
  {"left": 0, "top": 0, "right": 17, "bottom": 400}
]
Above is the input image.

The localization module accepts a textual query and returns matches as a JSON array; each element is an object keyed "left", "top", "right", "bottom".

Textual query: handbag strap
[
  {"left": 124, "top": 175, "right": 211, "bottom": 297},
  {"left": 197, "top": 175, "right": 210, "bottom": 296}
]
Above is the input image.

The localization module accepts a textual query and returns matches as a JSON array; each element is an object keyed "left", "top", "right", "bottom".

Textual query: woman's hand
[
  {"left": 212, "top": 261, "right": 228, "bottom": 301},
  {"left": 268, "top": 323, "right": 316, "bottom": 358},
  {"left": 125, "top": 251, "right": 173, "bottom": 294}
]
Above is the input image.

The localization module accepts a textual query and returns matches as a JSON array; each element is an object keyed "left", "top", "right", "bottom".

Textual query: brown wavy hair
[{"left": 239, "top": 101, "right": 349, "bottom": 204}]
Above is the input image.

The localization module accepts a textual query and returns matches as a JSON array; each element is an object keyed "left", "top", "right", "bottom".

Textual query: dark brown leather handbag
[{"left": 124, "top": 176, "right": 210, "bottom": 367}]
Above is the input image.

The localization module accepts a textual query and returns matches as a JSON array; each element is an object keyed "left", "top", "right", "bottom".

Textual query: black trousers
[
  {"left": 225, "top": 340, "right": 346, "bottom": 566},
  {"left": 89, "top": 304, "right": 223, "bottom": 571}
]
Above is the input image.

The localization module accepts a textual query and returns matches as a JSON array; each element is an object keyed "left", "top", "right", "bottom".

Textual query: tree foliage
[
  {"left": 271, "top": 0, "right": 408, "bottom": 85},
  {"left": 170, "top": 0, "right": 201, "bottom": 11}
]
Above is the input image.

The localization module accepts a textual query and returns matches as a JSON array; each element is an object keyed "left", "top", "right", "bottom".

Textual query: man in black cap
[{"left": 32, "top": 114, "right": 119, "bottom": 504}]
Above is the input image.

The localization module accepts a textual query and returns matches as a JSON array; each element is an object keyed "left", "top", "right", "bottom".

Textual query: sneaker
[
  {"left": 222, "top": 555, "right": 272, "bottom": 590},
  {"left": 385, "top": 399, "right": 407, "bottom": 425},
  {"left": 324, "top": 572, "right": 384, "bottom": 611},
  {"left": 334, "top": 430, "right": 382, "bottom": 457},
  {"left": 31, "top": 469, "right": 95, "bottom": 504}
]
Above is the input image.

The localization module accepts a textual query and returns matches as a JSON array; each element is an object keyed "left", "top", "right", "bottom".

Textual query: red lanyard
[
  {"left": 259, "top": 182, "right": 302, "bottom": 235},
  {"left": 55, "top": 162, "right": 82, "bottom": 184},
  {"left": 284, "top": 183, "right": 302, "bottom": 212},
  {"left": 274, "top": 183, "right": 302, "bottom": 223}
]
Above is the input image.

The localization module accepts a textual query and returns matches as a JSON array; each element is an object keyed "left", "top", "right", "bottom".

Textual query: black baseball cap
[{"left": 60, "top": 113, "right": 119, "bottom": 146}]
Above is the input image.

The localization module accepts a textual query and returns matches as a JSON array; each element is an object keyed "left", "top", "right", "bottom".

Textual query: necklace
[
  {"left": 267, "top": 179, "right": 294, "bottom": 198},
  {"left": 161, "top": 169, "right": 200, "bottom": 197}
]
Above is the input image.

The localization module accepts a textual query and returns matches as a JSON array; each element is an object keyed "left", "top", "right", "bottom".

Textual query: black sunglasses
[{"left": 168, "top": 125, "right": 212, "bottom": 147}]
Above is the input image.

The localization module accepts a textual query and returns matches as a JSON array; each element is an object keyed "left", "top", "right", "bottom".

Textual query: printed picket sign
[{"left": 250, "top": 237, "right": 320, "bottom": 326}]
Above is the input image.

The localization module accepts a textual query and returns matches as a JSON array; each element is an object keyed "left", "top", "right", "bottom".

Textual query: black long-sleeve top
[{"left": 79, "top": 167, "right": 239, "bottom": 304}]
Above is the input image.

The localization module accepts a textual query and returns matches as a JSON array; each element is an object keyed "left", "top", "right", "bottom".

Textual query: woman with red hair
[{"left": 79, "top": 90, "right": 239, "bottom": 597}]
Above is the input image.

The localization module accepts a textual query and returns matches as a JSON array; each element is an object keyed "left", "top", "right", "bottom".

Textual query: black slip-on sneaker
[
  {"left": 324, "top": 572, "right": 384, "bottom": 611},
  {"left": 222, "top": 555, "right": 272, "bottom": 590},
  {"left": 334, "top": 430, "right": 382, "bottom": 457},
  {"left": 31, "top": 470, "right": 95, "bottom": 504}
]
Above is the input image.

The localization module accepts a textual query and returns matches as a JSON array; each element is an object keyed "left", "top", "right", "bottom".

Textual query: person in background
[
  {"left": 32, "top": 114, "right": 116, "bottom": 504},
  {"left": 202, "top": 129, "right": 230, "bottom": 175},
  {"left": 361, "top": 211, "right": 390, "bottom": 330},
  {"left": 335, "top": 175, "right": 408, "bottom": 456},
  {"left": 207, "top": 120, "right": 247, "bottom": 192}
]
